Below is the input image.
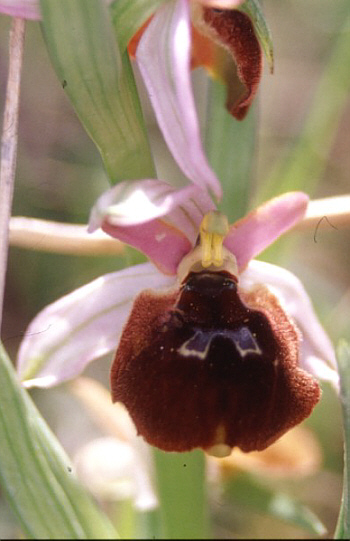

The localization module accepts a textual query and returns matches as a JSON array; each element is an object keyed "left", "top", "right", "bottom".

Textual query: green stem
[
  {"left": 153, "top": 448, "right": 209, "bottom": 539},
  {"left": 0, "top": 18, "right": 25, "bottom": 333},
  {"left": 334, "top": 341, "right": 350, "bottom": 539}
]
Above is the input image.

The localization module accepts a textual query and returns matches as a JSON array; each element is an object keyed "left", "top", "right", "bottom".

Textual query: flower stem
[
  {"left": 334, "top": 341, "right": 350, "bottom": 539},
  {"left": 296, "top": 195, "right": 350, "bottom": 231},
  {"left": 153, "top": 448, "right": 209, "bottom": 539},
  {"left": 9, "top": 217, "right": 124, "bottom": 256},
  {"left": 0, "top": 17, "right": 25, "bottom": 333}
]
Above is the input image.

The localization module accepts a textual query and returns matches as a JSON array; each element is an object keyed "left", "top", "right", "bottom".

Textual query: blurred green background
[{"left": 1, "top": 0, "right": 349, "bottom": 538}]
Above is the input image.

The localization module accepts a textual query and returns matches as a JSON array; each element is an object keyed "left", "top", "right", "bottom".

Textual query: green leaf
[
  {"left": 110, "top": 0, "right": 169, "bottom": 53},
  {"left": 153, "top": 448, "right": 209, "bottom": 539},
  {"left": 334, "top": 341, "right": 350, "bottom": 539},
  {"left": 0, "top": 343, "right": 118, "bottom": 539},
  {"left": 239, "top": 0, "right": 274, "bottom": 72},
  {"left": 205, "top": 77, "right": 257, "bottom": 222},
  {"left": 40, "top": 0, "right": 155, "bottom": 184},
  {"left": 226, "top": 471, "right": 326, "bottom": 537}
]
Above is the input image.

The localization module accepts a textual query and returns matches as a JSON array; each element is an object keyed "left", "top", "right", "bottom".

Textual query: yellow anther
[
  {"left": 201, "top": 236, "right": 213, "bottom": 267},
  {"left": 199, "top": 211, "right": 229, "bottom": 268},
  {"left": 212, "top": 233, "right": 225, "bottom": 266}
]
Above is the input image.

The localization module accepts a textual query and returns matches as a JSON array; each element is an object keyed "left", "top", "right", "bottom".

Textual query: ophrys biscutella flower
[
  {"left": 17, "top": 182, "right": 338, "bottom": 457},
  {"left": 12, "top": 0, "right": 336, "bottom": 456},
  {"left": 13, "top": 0, "right": 337, "bottom": 454}
]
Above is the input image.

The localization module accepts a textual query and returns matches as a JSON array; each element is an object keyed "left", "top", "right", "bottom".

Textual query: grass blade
[
  {"left": 205, "top": 77, "right": 257, "bottom": 222},
  {"left": 334, "top": 341, "right": 350, "bottom": 539},
  {"left": 0, "top": 343, "right": 118, "bottom": 539}
]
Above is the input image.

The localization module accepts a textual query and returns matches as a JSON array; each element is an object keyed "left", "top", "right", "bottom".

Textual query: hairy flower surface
[
  {"left": 111, "top": 252, "right": 320, "bottom": 456},
  {"left": 70, "top": 377, "right": 322, "bottom": 511}
]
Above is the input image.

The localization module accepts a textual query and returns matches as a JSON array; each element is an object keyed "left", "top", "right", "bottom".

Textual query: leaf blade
[
  {"left": 0, "top": 343, "right": 118, "bottom": 539},
  {"left": 205, "top": 77, "right": 257, "bottom": 222},
  {"left": 226, "top": 471, "right": 326, "bottom": 537},
  {"left": 238, "top": 0, "right": 274, "bottom": 72},
  {"left": 40, "top": 0, "right": 155, "bottom": 183},
  {"left": 110, "top": 0, "right": 168, "bottom": 52}
]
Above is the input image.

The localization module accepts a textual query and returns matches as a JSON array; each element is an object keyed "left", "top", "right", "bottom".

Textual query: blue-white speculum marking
[
  {"left": 178, "top": 326, "right": 262, "bottom": 360},
  {"left": 110, "top": 212, "right": 321, "bottom": 458}
]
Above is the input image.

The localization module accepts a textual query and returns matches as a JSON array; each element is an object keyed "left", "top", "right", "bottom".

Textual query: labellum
[{"left": 111, "top": 213, "right": 320, "bottom": 457}]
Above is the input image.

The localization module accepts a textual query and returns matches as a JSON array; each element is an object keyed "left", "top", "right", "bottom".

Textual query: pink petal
[
  {"left": 225, "top": 192, "right": 309, "bottom": 270},
  {"left": 89, "top": 179, "right": 215, "bottom": 273},
  {"left": 0, "top": 0, "right": 40, "bottom": 19},
  {"left": 0, "top": 0, "right": 114, "bottom": 19},
  {"left": 136, "top": 0, "right": 222, "bottom": 199},
  {"left": 17, "top": 263, "right": 175, "bottom": 388},
  {"left": 88, "top": 179, "right": 211, "bottom": 233},
  {"left": 240, "top": 260, "right": 338, "bottom": 388},
  {"left": 102, "top": 219, "right": 192, "bottom": 275}
]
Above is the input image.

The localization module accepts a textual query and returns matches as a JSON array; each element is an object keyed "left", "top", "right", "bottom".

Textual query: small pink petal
[
  {"left": 0, "top": 0, "right": 40, "bottom": 19},
  {"left": 18, "top": 263, "right": 175, "bottom": 387},
  {"left": 136, "top": 0, "right": 222, "bottom": 199},
  {"left": 89, "top": 178, "right": 215, "bottom": 272},
  {"left": 89, "top": 179, "right": 212, "bottom": 234},
  {"left": 102, "top": 219, "right": 192, "bottom": 275},
  {"left": 240, "top": 260, "right": 338, "bottom": 388},
  {"left": 225, "top": 192, "right": 309, "bottom": 270}
]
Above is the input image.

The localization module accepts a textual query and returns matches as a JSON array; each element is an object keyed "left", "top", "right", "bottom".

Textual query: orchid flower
[
  {"left": 15, "top": 0, "right": 337, "bottom": 459},
  {"left": 17, "top": 185, "right": 338, "bottom": 456}
]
